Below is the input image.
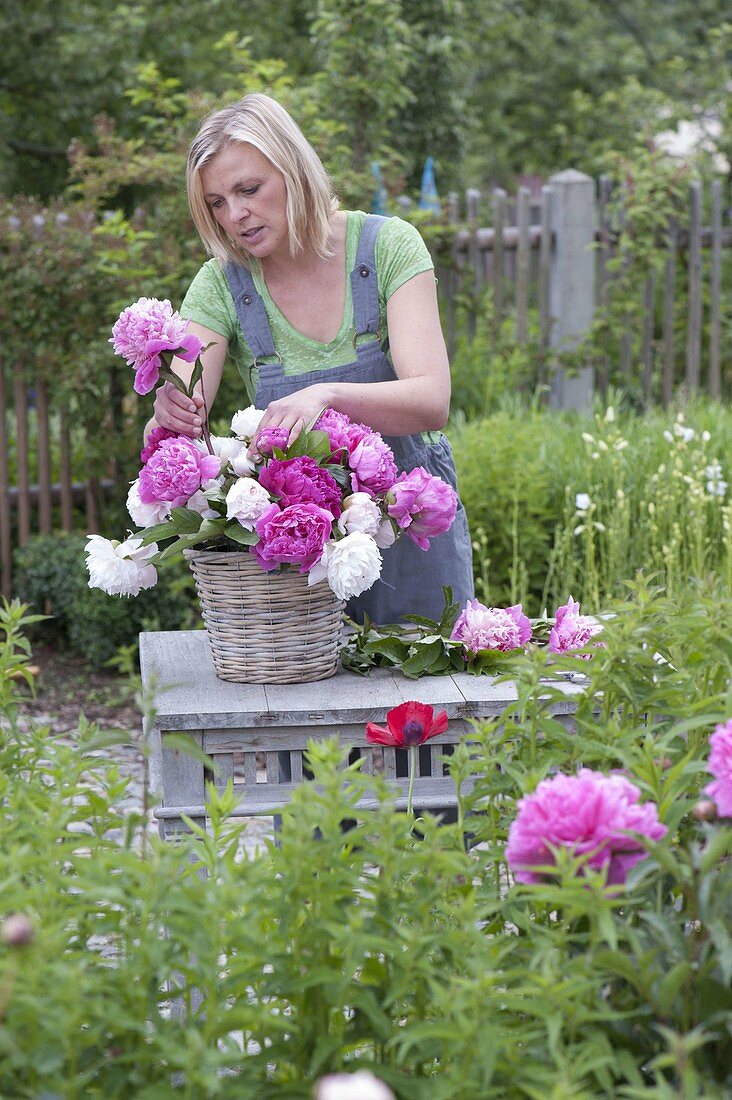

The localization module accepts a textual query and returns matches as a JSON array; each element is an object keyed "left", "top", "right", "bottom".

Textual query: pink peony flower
[
  {"left": 387, "top": 466, "right": 458, "bottom": 550},
  {"left": 252, "top": 502, "right": 333, "bottom": 573},
  {"left": 110, "top": 297, "right": 203, "bottom": 395},
  {"left": 451, "top": 599, "right": 532, "bottom": 653},
  {"left": 314, "top": 408, "right": 360, "bottom": 461},
  {"left": 140, "top": 426, "right": 177, "bottom": 464},
  {"left": 506, "top": 769, "right": 667, "bottom": 886},
  {"left": 548, "top": 596, "right": 604, "bottom": 657},
  {"left": 348, "top": 431, "right": 398, "bottom": 496},
  {"left": 138, "top": 436, "right": 221, "bottom": 507},
  {"left": 259, "top": 456, "right": 342, "bottom": 517},
  {"left": 255, "top": 425, "right": 290, "bottom": 454},
  {"left": 703, "top": 719, "right": 732, "bottom": 817}
]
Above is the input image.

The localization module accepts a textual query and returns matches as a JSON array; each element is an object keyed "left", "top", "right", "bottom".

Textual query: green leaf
[
  {"left": 169, "top": 507, "right": 203, "bottom": 533},
  {"left": 223, "top": 525, "right": 258, "bottom": 547}
]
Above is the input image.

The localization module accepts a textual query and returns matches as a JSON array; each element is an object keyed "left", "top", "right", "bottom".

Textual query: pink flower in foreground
[
  {"left": 451, "top": 599, "right": 532, "bottom": 653},
  {"left": 252, "top": 502, "right": 333, "bottom": 573},
  {"left": 548, "top": 596, "right": 604, "bottom": 657},
  {"left": 254, "top": 425, "right": 290, "bottom": 454},
  {"left": 110, "top": 297, "right": 203, "bottom": 395},
  {"left": 140, "top": 426, "right": 177, "bottom": 464},
  {"left": 258, "top": 456, "right": 342, "bottom": 517},
  {"left": 138, "top": 437, "right": 220, "bottom": 507},
  {"left": 506, "top": 769, "right": 667, "bottom": 886},
  {"left": 366, "top": 701, "right": 448, "bottom": 748},
  {"left": 348, "top": 431, "right": 398, "bottom": 496},
  {"left": 387, "top": 466, "right": 458, "bottom": 550},
  {"left": 703, "top": 719, "right": 732, "bottom": 817}
]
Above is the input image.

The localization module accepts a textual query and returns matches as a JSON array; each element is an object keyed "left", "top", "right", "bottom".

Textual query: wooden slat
[
  {"left": 58, "top": 406, "right": 73, "bottom": 530},
  {"left": 539, "top": 185, "right": 552, "bottom": 357},
  {"left": 492, "top": 188, "right": 507, "bottom": 342},
  {"left": 662, "top": 220, "right": 678, "bottom": 407},
  {"left": 515, "top": 186, "right": 531, "bottom": 344},
  {"left": 597, "top": 175, "right": 612, "bottom": 395},
  {"left": 265, "top": 752, "right": 280, "bottom": 784},
  {"left": 685, "top": 180, "right": 702, "bottom": 391},
  {"left": 0, "top": 368, "right": 10, "bottom": 598},
  {"left": 213, "top": 753, "right": 234, "bottom": 791},
  {"left": 708, "top": 178, "right": 722, "bottom": 398},
  {"left": 641, "top": 272, "right": 656, "bottom": 407},
  {"left": 289, "top": 751, "right": 303, "bottom": 783},
  {"left": 36, "top": 379, "right": 52, "bottom": 534},
  {"left": 243, "top": 752, "right": 257, "bottom": 786},
  {"left": 445, "top": 191, "right": 460, "bottom": 359},
  {"left": 13, "top": 369, "right": 30, "bottom": 546},
  {"left": 85, "top": 475, "right": 100, "bottom": 534},
  {"left": 466, "top": 188, "right": 481, "bottom": 340}
]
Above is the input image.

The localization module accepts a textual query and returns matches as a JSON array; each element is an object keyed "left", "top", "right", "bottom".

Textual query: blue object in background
[
  {"left": 370, "top": 162, "right": 388, "bottom": 215},
  {"left": 419, "top": 156, "right": 440, "bottom": 213}
]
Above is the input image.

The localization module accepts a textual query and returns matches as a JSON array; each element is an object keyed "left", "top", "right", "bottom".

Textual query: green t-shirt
[{"left": 179, "top": 210, "right": 434, "bottom": 404}]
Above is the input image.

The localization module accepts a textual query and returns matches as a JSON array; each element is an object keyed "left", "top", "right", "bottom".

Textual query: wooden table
[{"left": 140, "top": 630, "right": 586, "bottom": 839}]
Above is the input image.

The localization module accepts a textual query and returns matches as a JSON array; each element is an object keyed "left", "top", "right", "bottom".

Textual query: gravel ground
[{"left": 16, "top": 645, "right": 274, "bottom": 854}]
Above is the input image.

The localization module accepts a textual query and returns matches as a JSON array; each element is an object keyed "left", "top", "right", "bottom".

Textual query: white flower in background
[
  {"left": 210, "top": 434, "right": 255, "bottom": 475},
  {"left": 673, "top": 422, "right": 695, "bottom": 443},
  {"left": 575, "top": 493, "right": 591, "bottom": 513},
  {"left": 185, "top": 490, "right": 220, "bottom": 519},
  {"left": 613, "top": 438, "right": 629, "bottom": 451},
  {"left": 337, "top": 492, "right": 382, "bottom": 537},
  {"left": 705, "top": 464, "right": 723, "bottom": 481},
  {"left": 707, "top": 479, "right": 728, "bottom": 498},
  {"left": 85, "top": 535, "right": 158, "bottom": 596},
  {"left": 225, "top": 477, "right": 271, "bottom": 528},
  {"left": 314, "top": 1070, "right": 395, "bottom": 1100},
  {"left": 605, "top": 406, "right": 615, "bottom": 422},
  {"left": 308, "top": 532, "right": 382, "bottom": 601},
  {"left": 704, "top": 462, "right": 727, "bottom": 498},
  {"left": 663, "top": 430, "right": 674, "bottom": 443},
  {"left": 231, "top": 406, "right": 264, "bottom": 439},
  {"left": 127, "top": 478, "right": 169, "bottom": 527},
  {"left": 702, "top": 430, "right": 711, "bottom": 443}
]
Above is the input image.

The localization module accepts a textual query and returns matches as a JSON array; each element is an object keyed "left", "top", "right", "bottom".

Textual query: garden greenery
[{"left": 1, "top": 582, "right": 731, "bottom": 1097}]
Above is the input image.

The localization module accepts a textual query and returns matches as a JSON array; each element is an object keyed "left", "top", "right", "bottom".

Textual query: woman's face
[{"left": 201, "top": 142, "right": 289, "bottom": 262}]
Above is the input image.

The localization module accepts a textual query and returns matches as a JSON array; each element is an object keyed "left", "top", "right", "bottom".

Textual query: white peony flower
[
  {"left": 225, "top": 477, "right": 272, "bottom": 528},
  {"left": 308, "top": 532, "right": 382, "bottom": 601},
  {"left": 575, "top": 492, "right": 591, "bottom": 513},
  {"left": 210, "top": 435, "right": 248, "bottom": 464},
  {"left": 127, "top": 479, "right": 169, "bottom": 527},
  {"left": 314, "top": 1070, "right": 395, "bottom": 1100},
  {"left": 185, "top": 490, "right": 220, "bottom": 519},
  {"left": 374, "top": 517, "right": 396, "bottom": 549},
  {"left": 231, "top": 406, "right": 265, "bottom": 439},
  {"left": 231, "top": 448, "right": 256, "bottom": 477},
  {"left": 85, "top": 535, "right": 158, "bottom": 597},
  {"left": 337, "top": 492, "right": 382, "bottom": 537}
]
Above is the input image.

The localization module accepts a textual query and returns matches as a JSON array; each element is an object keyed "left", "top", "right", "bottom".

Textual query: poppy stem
[{"left": 407, "top": 745, "right": 416, "bottom": 817}]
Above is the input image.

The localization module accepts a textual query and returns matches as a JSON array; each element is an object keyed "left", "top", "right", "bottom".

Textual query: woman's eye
[
  {"left": 242, "top": 186, "right": 258, "bottom": 196},
  {"left": 211, "top": 199, "right": 224, "bottom": 210}
]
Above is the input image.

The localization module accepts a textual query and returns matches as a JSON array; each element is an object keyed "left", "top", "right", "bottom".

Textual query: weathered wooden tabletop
[{"left": 139, "top": 630, "right": 586, "bottom": 732}]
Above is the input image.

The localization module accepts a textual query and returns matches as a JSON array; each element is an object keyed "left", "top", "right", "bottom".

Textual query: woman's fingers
[{"left": 153, "top": 382, "right": 204, "bottom": 436}]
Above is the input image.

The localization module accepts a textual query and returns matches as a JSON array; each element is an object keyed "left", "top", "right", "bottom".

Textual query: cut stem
[{"left": 407, "top": 744, "right": 416, "bottom": 817}]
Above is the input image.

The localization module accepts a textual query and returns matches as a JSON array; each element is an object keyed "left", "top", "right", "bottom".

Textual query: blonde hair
[{"left": 187, "top": 93, "right": 337, "bottom": 265}]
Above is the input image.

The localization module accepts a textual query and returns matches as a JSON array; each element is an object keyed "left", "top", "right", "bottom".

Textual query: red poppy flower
[{"left": 366, "top": 701, "right": 449, "bottom": 748}]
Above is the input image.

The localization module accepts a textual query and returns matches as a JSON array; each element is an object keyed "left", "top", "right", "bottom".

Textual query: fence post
[{"left": 547, "top": 169, "right": 596, "bottom": 410}]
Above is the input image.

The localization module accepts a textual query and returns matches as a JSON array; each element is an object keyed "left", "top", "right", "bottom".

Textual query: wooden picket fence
[
  {"left": 434, "top": 174, "right": 730, "bottom": 404},
  {"left": 1, "top": 171, "right": 730, "bottom": 597}
]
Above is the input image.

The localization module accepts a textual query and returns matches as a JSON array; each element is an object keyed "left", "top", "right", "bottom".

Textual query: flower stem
[{"left": 407, "top": 744, "right": 416, "bottom": 817}]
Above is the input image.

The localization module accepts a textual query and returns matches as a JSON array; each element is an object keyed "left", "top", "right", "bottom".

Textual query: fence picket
[
  {"left": 538, "top": 185, "right": 552, "bottom": 356},
  {"left": 0, "top": 369, "right": 10, "bottom": 598},
  {"left": 466, "top": 188, "right": 481, "bottom": 340},
  {"left": 59, "top": 406, "right": 73, "bottom": 531},
  {"left": 662, "top": 221, "right": 678, "bottom": 408},
  {"left": 13, "top": 369, "right": 30, "bottom": 547},
  {"left": 685, "top": 180, "right": 703, "bottom": 391},
  {"left": 641, "top": 273, "right": 656, "bottom": 405},
  {"left": 597, "top": 175, "right": 613, "bottom": 395},
  {"left": 492, "top": 188, "right": 507, "bottom": 341},
  {"left": 515, "top": 186, "right": 531, "bottom": 344},
  {"left": 709, "top": 179, "right": 722, "bottom": 399},
  {"left": 36, "top": 379, "right": 52, "bottom": 534}
]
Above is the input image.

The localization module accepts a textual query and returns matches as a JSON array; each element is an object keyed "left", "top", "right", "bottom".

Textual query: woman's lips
[{"left": 242, "top": 226, "right": 265, "bottom": 242}]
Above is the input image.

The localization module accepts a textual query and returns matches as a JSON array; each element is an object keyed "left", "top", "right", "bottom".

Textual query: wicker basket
[{"left": 185, "top": 549, "right": 345, "bottom": 684}]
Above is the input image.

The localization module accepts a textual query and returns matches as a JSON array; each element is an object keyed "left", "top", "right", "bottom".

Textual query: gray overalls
[{"left": 224, "top": 213, "right": 474, "bottom": 627}]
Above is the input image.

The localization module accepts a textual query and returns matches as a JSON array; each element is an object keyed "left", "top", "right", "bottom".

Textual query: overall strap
[
  {"left": 223, "top": 261, "right": 279, "bottom": 362},
  {"left": 350, "top": 214, "right": 388, "bottom": 342}
]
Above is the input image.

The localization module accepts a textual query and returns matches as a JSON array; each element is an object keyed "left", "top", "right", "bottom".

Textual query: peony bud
[{"left": 692, "top": 799, "right": 717, "bottom": 822}]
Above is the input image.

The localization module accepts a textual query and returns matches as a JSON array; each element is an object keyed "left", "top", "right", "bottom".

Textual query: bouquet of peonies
[{"left": 86, "top": 298, "right": 458, "bottom": 602}]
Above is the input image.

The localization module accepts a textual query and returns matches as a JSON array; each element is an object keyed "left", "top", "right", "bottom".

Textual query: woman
[{"left": 149, "top": 92, "right": 473, "bottom": 625}]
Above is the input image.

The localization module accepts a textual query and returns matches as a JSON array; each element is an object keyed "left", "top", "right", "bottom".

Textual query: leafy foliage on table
[{"left": 342, "top": 588, "right": 554, "bottom": 678}]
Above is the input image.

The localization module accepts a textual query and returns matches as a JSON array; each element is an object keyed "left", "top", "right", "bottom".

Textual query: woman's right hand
[{"left": 153, "top": 381, "right": 206, "bottom": 437}]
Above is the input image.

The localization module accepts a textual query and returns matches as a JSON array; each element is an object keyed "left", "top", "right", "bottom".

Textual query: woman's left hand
[{"left": 249, "top": 384, "right": 331, "bottom": 454}]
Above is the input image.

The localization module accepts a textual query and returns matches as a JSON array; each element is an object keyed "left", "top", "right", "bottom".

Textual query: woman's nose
[{"left": 231, "top": 195, "right": 250, "bottom": 222}]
